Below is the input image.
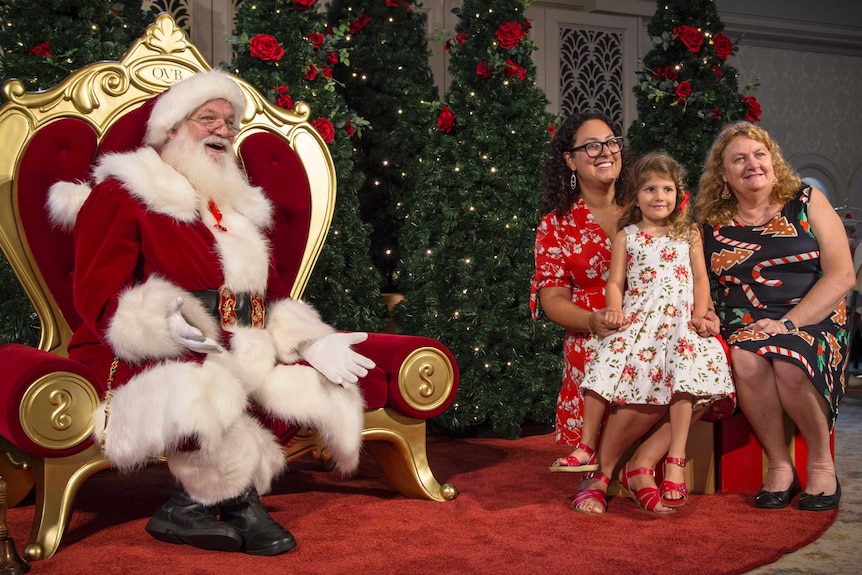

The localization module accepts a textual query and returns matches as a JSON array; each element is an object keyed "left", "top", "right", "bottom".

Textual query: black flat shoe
[
  {"left": 754, "top": 473, "right": 799, "bottom": 509},
  {"left": 798, "top": 478, "right": 841, "bottom": 511}
]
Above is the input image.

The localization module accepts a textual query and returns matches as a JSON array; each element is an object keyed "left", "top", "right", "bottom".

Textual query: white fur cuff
[
  {"left": 106, "top": 276, "right": 219, "bottom": 364},
  {"left": 265, "top": 298, "right": 335, "bottom": 363}
]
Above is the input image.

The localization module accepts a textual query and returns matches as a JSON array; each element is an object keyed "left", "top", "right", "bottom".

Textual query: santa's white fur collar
[{"left": 48, "top": 146, "right": 273, "bottom": 231}]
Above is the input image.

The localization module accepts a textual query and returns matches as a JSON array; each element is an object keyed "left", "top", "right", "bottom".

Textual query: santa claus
[{"left": 47, "top": 70, "right": 373, "bottom": 556}]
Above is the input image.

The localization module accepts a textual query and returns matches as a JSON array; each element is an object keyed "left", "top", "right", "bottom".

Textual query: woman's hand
[
  {"left": 749, "top": 316, "right": 793, "bottom": 334},
  {"left": 589, "top": 307, "right": 630, "bottom": 337},
  {"left": 690, "top": 310, "right": 720, "bottom": 337}
]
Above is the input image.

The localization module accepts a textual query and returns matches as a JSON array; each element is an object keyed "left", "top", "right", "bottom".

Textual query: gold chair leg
[
  {"left": 22, "top": 443, "right": 110, "bottom": 561},
  {"left": 362, "top": 408, "right": 457, "bottom": 502}
]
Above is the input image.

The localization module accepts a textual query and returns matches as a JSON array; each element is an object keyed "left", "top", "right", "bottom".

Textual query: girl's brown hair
[{"left": 619, "top": 152, "right": 696, "bottom": 241}]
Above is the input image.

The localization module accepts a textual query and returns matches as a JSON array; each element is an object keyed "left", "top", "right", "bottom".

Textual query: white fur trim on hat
[{"left": 144, "top": 70, "right": 245, "bottom": 147}]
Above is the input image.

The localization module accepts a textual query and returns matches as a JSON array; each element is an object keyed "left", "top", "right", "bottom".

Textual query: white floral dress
[{"left": 581, "top": 225, "right": 734, "bottom": 406}]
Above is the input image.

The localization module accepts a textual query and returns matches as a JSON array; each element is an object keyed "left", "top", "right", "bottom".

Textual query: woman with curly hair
[
  {"left": 531, "top": 113, "right": 705, "bottom": 513},
  {"left": 696, "top": 121, "right": 854, "bottom": 511}
]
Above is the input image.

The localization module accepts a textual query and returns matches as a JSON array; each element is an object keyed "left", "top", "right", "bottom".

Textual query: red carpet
[{"left": 6, "top": 432, "right": 837, "bottom": 575}]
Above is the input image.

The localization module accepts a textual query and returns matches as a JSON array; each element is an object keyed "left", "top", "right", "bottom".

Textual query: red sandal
[
  {"left": 660, "top": 456, "right": 689, "bottom": 508},
  {"left": 619, "top": 464, "right": 675, "bottom": 514},
  {"left": 550, "top": 442, "right": 598, "bottom": 473},
  {"left": 570, "top": 471, "right": 610, "bottom": 514}
]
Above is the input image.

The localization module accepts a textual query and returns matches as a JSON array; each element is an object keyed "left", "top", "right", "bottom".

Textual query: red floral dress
[{"left": 531, "top": 198, "right": 612, "bottom": 446}]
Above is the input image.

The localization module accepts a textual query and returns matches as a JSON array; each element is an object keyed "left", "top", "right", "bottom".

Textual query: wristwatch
[{"left": 779, "top": 318, "right": 795, "bottom": 331}]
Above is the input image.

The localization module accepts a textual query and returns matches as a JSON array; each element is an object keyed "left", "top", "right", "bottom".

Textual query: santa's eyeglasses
[{"left": 188, "top": 115, "right": 240, "bottom": 134}]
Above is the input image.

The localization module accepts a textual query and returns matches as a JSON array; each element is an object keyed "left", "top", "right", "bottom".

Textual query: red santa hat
[{"left": 145, "top": 69, "right": 245, "bottom": 147}]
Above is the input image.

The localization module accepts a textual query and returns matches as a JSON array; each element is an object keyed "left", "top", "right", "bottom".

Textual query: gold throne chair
[{"left": 0, "top": 14, "right": 459, "bottom": 562}]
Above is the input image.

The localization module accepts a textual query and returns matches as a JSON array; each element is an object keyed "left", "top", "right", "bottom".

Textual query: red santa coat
[{"left": 53, "top": 147, "right": 365, "bottom": 504}]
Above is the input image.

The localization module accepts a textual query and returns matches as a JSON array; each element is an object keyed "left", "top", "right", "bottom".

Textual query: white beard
[{"left": 161, "top": 124, "right": 249, "bottom": 207}]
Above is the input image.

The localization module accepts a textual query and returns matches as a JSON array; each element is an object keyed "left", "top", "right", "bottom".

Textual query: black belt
[{"left": 191, "top": 287, "right": 265, "bottom": 328}]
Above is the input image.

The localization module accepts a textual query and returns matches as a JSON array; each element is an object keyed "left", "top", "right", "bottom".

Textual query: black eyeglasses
[{"left": 569, "top": 137, "right": 624, "bottom": 158}]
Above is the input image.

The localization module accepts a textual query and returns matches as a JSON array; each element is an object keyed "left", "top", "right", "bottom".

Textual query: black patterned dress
[{"left": 702, "top": 186, "right": 847, "bottom": 427}]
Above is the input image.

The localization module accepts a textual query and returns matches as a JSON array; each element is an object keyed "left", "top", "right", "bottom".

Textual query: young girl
[{"left": 579, "top": 152, "right": 734, "bottom": 513}]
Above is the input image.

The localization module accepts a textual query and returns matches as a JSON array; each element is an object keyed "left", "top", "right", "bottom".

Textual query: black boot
[
  {"left": 218, "top": 488, "right": 297, "bottom": 556},
  {"left": 145, "top": 487, "right": 243, "bottom": 552}
]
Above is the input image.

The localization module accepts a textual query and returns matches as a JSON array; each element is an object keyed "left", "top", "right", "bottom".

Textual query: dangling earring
[
  {"left": 720, "top": 182, "right": 731, "bottom": 200},
  {"left": 570, "top": 172, "right": 577, "bottom": 191}
]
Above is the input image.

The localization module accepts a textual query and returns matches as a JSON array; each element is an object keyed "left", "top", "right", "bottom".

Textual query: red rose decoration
[
  {"left": 321, "top": 66, "right": 333, "bottom": 79},
  {"left": 437, "top": 105, "right": 455, "bottom": 134},
  {"left": 30, "top": 41, "right": 51, "bottom": 57},
  {"left": 495, "top": 22, "right": 525, "bottom": 50},
  {"left": 742, "top": 96, "right": 762, "bottom": 122},
  {"left": 663, "top": 66, "right": 677, "bottom": 81},
  {"left": 548, "top": 124, "right": 556, "bottom": 139},
  {"left": 349, "top": 13, "right": 370, "bottom": 34},
  {"left": 276, "top": 85, "right": 290, "bottom": 95},
  {"left": 307, "top": 33, "right": 325, "bottom": 49},
  {"left": 524, "top": 18, "right": 532, "bottom": 32},
  {"left": 249, "top": 34, "right": 284, "bottom": 62},
  {"left": 293, "top": 0, "right": 317, "bottom": 10},
  {"left": 673, "top": 25, "right": 703, "bottom": 53},
  {"left": 476, "top": 62, "right": 492, "bottom": 79},
  {"left": 385, "top": 0, "right": 400, "bottom": 6},
  {"left": 674, "top": 81, "right": 692, "bottom": 100},
  {"left": 713, "top": 32, "right": 733, "bottom": 60},
  {"left": 456, "top": 33, "right": 467, "bottom": 47},
  {"left": 327, "top": 51, "right": 339, "bottom": 65},
  {"left": 710, "top": 107, "right": 720, "bottom": 120},
  {"left": 503, "top": 59, "right": 527, "bottom": 81},
  {"left": 276, "top": 94, "right": 294, "bottom": 110},
  {"left": 711, "top": 65, "right": 723, "bottom": 80},
  {"left": 305, "top": 64, "right": 318, "bottom": 81},
  {"left": 345, "top": 119, "right": 355, "bottom": 138},
  {"left": 312, "top": 118, "right": 335, "bottom": 143}
]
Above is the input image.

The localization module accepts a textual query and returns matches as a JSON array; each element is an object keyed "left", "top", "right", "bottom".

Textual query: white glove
[
  {"left": 168, "top": 296, "right": 223, "bottom": 354},
  {"left": 302, "top": 332, "right": 376, "bottom": 385}
]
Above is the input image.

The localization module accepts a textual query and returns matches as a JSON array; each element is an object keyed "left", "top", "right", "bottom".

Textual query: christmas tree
[
  {"left": 326, "top": 0, "right": 439, "bottom": 292},
  {"left": 626, "top": 0, "right": 760, "bottom": 191},
  {"left": 395, "top": 0, "right": 560, "bottom": 438},
  {"left": 0, "top": 0, "right": 153, "bottom": 346},
  {"left": 231, "top": 0, "right": 387, "bottom": 332},
  {"left": 0, "top": 0, "right": 153, "bottom": 96}
]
